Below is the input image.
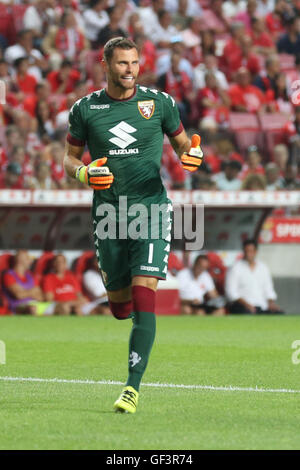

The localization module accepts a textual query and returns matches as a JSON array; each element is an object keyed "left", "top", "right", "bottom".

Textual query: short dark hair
[
  {"left": 243, "top": 239, "right": 258, "bottom": 250},
  {"left": 103, "top": 37, "right": 138, "bottom": 62},
  {"left": 194, "top": 254, "right": 208, "bottom": 265}
]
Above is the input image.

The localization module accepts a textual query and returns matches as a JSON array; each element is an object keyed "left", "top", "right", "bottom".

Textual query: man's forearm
[
  {"left": 170, "top": 137, "right": 191, "bottom": 159},
  {"left": 63, "top": 153, "right": 83, "bottom": 179}
]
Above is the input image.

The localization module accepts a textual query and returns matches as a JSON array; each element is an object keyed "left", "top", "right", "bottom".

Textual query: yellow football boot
[{"left": 113, "top": 386, "right": 139, "bottom": 414}]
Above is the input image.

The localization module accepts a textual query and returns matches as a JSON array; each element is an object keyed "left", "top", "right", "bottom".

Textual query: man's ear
[{"left": 101, "top": 59, "right": 107, "bottom": 74}]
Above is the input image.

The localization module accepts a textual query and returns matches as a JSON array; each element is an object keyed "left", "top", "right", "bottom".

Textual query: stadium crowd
[
  {"left": 0, "top": 0, "right": 300, "bottom": 191},
  {"left": 0, "top": 243, "right": 283, "bottom": 315}
]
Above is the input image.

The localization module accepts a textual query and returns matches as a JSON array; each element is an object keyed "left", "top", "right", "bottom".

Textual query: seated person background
[
  {"left": 82, "top": 255, "right": 110, "bottom": 316},
  {"left": 225, "top": 239, "right": 284, "bottom": 314},
  {"left": 43, "top": 254, "right": 90, "bottom": 315},
  {"left": 176, "top": 255, "right": 225, "bottom": 316},
  {"left": 2, "top": 250, "right": 44, "bottom": 315}
]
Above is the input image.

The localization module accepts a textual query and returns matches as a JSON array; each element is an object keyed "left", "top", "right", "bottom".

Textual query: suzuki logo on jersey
[
  {"left": 138, "top": 100, "right": 155, "bottom": 119},
  {"left": 109, "top": 121, "right": 137, "bottom": 155}
]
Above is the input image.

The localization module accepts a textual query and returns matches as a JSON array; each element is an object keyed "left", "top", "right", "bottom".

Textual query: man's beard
[{"left": 111, "top": 73, "right": 136, "bottom": 90}]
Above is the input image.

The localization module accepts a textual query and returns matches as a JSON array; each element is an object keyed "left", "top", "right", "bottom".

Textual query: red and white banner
[{"left": 260, "top": 217, "right": 300, "bottom": 243}]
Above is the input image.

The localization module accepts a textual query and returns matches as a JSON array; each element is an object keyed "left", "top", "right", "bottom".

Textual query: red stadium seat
[
  {"left": 0, "top": 253, "right": 14, "bottom": 272},
  {"left": 258, "top": 113, "right": 290, "bottom": 160},
  {"left": 229, "top": 113, "right": 263, "bottom": 156},
  {"left": 206, "top": 252, "right": 227, "bottom": 295},
  {"left": 73, "top": 251, "right": 95, "bottom": 283},
  {"left": 0, "top": 253, "right": 14, "bottom": 315},
  {"left": 33, "top": 252, "right": 55, "bottom": 285}
]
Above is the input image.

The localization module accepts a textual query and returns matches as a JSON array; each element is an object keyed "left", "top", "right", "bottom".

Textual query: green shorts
[{"left": 92, "top": 200, "right": 172, "bottom": 291}]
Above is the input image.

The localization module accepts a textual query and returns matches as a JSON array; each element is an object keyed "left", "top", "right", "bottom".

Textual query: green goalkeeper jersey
[{"left": 68, "top": 85, "right": 182, "bottom": 206}]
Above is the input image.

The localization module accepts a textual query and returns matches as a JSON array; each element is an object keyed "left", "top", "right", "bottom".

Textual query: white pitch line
[{"left": 0, "top": 376, "right": 300, "bottom": 394}]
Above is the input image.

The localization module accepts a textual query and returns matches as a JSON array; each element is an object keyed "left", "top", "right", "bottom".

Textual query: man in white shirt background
[
  {"left": 225, "top": 239, "right": 284, "bottom": 314},
  {"left": 177, "top": 255, "right": 225, "bottom": 316}
]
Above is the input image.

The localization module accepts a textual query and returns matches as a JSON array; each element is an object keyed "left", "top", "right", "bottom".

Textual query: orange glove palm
[{"left": 181, "top": 134, "right": 203, "bottom": 172}]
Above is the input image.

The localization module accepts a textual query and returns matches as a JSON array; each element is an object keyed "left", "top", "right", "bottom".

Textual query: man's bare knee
[{"left": 131, "top": 276, "right": 158, "bottom": 292}]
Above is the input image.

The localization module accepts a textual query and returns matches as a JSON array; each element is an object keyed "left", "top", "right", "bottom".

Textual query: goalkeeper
[{"left": 64, "top": 37, "right": 203, "bottom": 414}]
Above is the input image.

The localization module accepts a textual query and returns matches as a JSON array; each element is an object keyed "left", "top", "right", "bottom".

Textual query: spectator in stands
[
  {"left": 36, "top": 100, "right": 55, "bottom": 140},
  {"left": 277, "top": 15, "right": 300, "bottom": 55},
  {"left": 177, "top": 255, "right": 225, "bottom": 316},
  {"left": 194, "top": 54, "right": 228, "bottom": 91},
  {"left": 82, "top": 255, "right": 110, "bottom": 315},
  {"left": 86, "top": 62, "right": 107, "bottom": 92},
  {"left": 134, "top": 33, "right": 157, "bottom": 87},
  {"left": 239, "top": 35, "right": 261, "bottom": 78},
  {"left": 2, "top": 250, "right": 44, "bottom": 315},
  {"left": 23, "top": 81, "right": 51, "bottom": 118},
  {"left": 172, "top": 0, "right": 190, "bottom": 31},
  {"left": 181, "top": 17, "right": 202, "bottom": 50},
  {"left": 265, "top": 162, "right": 282, "bottom": 189},
  {"left": 151, "top": 9, "right": 179, "bottom": 49},
  {"left": 46, "top": 141, "right": 67, "bottom": 188},
  {"left": 226, "top": 239, "right": 283, "bottom": 314},
  {"left": 283, "top": 106, "right": 300, "bottom": 164},
  {"left": 43, "top": 254, "right": 90, "bottom": 315},
  {"left": 228, "top": 67, "right": 266, "bottom": 113},
  {"left": 23, "top": 0, "right": 55, "bottom": 45},
  {"left": 196, "top": 71, "right": 230, "bottom": 126},
  {"left": 265, "top": 0, "right": 286, "bottom": 39},
  {"left": 253, "top": 54, "right": 280, "bottom": 94},
  {"left": 191, "top": 163, "right": 215, "bottom": 190},
  {"left": 157, "top": 51, "right": 193, "bottom": 127},
  {"left": 27, "top": 162, "right": 57, "bottom": 190},
  {"left": 4, "top": 29, "right": 47, "bottom": 81},
  {"left": 273, "top": 143, "right": 289, "bottom": 172},
  {"left": 46, "top": 59, "right": 81, "bottom": 94},
  {"left": 279, "top": 164, "right": 300, "bottom": 189},
  {"left": 83, "top": 0, "right": 110, "bottom": 48},
  {"left": 221, "top": 22, "right": 245, "bottom": 79},
  {"left": 156, "top": 37, "right": 194, "bottom": 81},
  {"left": 213, "top": 160, "right": 242, "bottom": 190},
  {"left": 266, "top": 72, "right": 294, "bottom": 115},
  {"left": 96, "top": 5, "right": 127, "bottom": 47},
  {"left": 234, "top": 0, "right": 258, "bottom": 32},
  {"left": 257, "top": 0, "right": 276, "bottom": 17},
  {"left": 138, "top": 0, "right": 164, "bottom": 38},
  {"left": 0, "top": 162, "right": 24, "bottom": 189},
  {"left": 242, "top": 173, "right": 267, "bottom": 189},
  {"left": 250, "top": 17, "right": 276, "bottom": 55},
  {"left": 43, "top": 8, "right": 89, "bottom": 68},
  {"left": 222, "top": 0, "right": 247, "bottom": 19},
  {"left": 240, "top": 145, "right": 265, "bottom": 179},
  {"left": 14, "top": 57, "right": 38, "bottom": 96}
]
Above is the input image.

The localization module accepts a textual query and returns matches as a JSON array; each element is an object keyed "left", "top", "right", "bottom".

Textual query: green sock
[{"left": 126, "top": 311, "right": 156, "bottom": 392}]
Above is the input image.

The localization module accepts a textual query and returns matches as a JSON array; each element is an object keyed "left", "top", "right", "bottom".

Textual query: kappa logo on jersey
[
  {"left": 90, "top": 104, "right": 110, "bottom": 110},
  {"left": 138, "top": 100, "right": 155, "bottom": 119},
  {"left": 109, "top": 121, "right": 137, "bottom": 149}
]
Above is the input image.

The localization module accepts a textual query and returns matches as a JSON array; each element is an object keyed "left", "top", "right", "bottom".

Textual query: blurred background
[{"left": 0, "top": 0, "right": 299, "bottom": 315}]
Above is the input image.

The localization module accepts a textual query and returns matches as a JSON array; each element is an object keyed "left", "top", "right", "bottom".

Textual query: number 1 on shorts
[{"left": 148, "top": 243, "right": 154, "bottom": 264}]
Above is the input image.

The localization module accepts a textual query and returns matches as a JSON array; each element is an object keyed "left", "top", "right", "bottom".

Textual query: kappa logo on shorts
[
  {"left": 140, "top": 265, "right": 159, "bottom": 272},
  {"left": 138, "top": 100, "right": 155, "bottom": 119}
]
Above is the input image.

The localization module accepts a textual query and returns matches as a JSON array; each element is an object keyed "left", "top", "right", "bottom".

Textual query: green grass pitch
[{"left": 0, "top": 315, "right": 300, "bottom": 450}]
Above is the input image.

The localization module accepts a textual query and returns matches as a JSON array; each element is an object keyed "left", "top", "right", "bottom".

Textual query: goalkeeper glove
[
  {"left": 75, "top": 157, "right": 114, "bottom": 190},
  {"left": 181, "top": 134, "right": 203, "bottom": 172}
]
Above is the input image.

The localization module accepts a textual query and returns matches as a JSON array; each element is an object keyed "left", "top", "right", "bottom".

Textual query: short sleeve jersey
[{"left": 68, "top": 85, "right": 182, "bottom": 205}]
